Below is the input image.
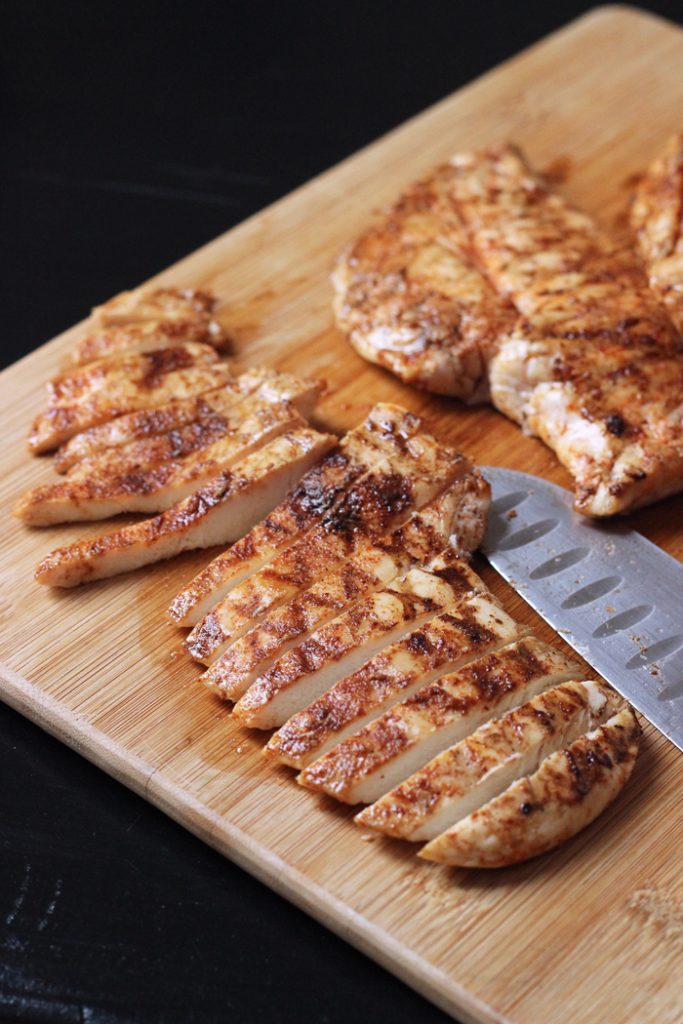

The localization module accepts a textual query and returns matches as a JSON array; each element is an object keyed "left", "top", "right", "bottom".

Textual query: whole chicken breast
[
  {"left": 420, "top": 706, "right": 640, "bottom": 867},
  {"left": 447, "top": 144, "right": 683, "bottom": 516},
  {"left": 631, "top": 132, "right": 683, "bottom": 333},
  {"left": 332, "top": 167, "right": 517, "bottom": 400}
]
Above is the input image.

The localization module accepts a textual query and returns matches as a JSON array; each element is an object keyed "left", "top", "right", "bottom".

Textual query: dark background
[{"left": 1, "top": 3, "right": 680, "bottom": 1022}]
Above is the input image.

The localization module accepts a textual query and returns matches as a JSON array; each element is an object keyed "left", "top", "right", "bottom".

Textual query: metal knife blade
[{"left": 481, "top": 467, "right": 683, "bottom": 751}]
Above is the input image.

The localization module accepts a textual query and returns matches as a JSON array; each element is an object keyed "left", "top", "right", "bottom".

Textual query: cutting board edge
[{"left": 0, "top": 660, "right": 505, "bottom": 1024}]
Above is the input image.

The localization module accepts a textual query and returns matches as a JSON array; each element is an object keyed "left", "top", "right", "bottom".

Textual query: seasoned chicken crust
[
  {"left": 332, "top": 167, "right": 517, "bottom": 400},
  {"left": 631, "top": 132, "right": 683, "bottom": 333}
]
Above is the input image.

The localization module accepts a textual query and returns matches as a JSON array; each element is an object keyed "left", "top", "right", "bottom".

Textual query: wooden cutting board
[{"left": 2, "top": 7, "right": 683, "bottom": 1022}]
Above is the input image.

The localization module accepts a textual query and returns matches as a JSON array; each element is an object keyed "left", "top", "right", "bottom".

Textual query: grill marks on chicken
[
  {"left": 160, "top": 401, "right": 638, "bottom": 866},
  {"left": 335, "top": 143, "right": 683, "bottom": 516},
  {"left": 332, "top": 167, "right": 517, "bottom": 400},
  {"left": 30, "top": 345, "right": 227, "bottom": 453},
  {"left": 631, "top": 132, "right": 683, "bottom": 333},
  {"left": 448, "top": 145, "right": 683, "bottom": 516},
  {"left": 18, "top": 378, "right": 324, "bottom": 525},
  {"left": 166, "top": 404, "right": 427, "bottom": 627},
  {"left": 35, "top": 427, "right": 337, "bottom": 587}
]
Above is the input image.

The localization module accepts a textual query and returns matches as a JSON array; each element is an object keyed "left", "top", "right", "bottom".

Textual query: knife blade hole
[
  {"left": 496, "top": 518, "right": 559, "bottom": 551},
  {"left": 592, "top": 604, "right": 654, "bottom": 639},
  {"left": 626, "top": 635, "right": 683, "bottom": 671},
  {"left": 491, "top": 491, "right": 529, "bottom": 515},
  {"left": 530, "top": 546, "right": 590, "bottom": 580},
  {"left": 561, "top": 575, "right": 622, "bottom": 609}
]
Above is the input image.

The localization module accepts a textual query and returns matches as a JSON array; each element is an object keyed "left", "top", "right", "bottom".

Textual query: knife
[{"left": 481, "top": 467, "right": 683, "bottom": 752}]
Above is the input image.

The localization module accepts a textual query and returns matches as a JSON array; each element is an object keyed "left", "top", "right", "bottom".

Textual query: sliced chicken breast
[
  {"left": 166, "top": 404, "right": 425, "bottom": 627},
  {"left": 35, "top": 427, "right": 336, "bottom": 587},
  {"left": 29, "top": 347, "right": 227, "bottom": 453},
  {"left": 332, "top": 165, "right": 517, "bottom": 399},
  {"left": 298, "top": 637, "right": 579, "bottom": 804},
  {"left": 91, "top": 286, "right": 217, "bottom": 327},
  {"left": 355, "top": 678, "right": 619, "bottom": 840},
  {"left": 17, "top": 406, "right": 310, "bottom": 525},
  {"left": 420, "top": 706, "right": 640, "bottom": 867},
  {"left": 228, "top": 552, "right": 485, "bottom": 722},
  {"left": 72, "top": 318, "right": 226, "bottom": 367},
  {"left": 631, "top": 132, "right": 683, "bottom": 333},
  {"left": 196, "top": 486, "right": 487, "bottom": 703},
  {"left": 448, "top": 144, "right": 683, "bottom": 516},
  {"left": 55, "top": 366, "right": 260, "bottom": 472},
  {"left": 185, "top": 429, "right": 472, "bottom": 662},
  {"left": 266, "top": 596, "right": 525, "bottom": 769},
  {"left": 62, "top": 374, "right": 322, "bottom": 480}
]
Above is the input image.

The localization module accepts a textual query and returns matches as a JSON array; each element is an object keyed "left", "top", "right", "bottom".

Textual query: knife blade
[{"left": 481, "top": 467, "right": 683, "bottom": 751}]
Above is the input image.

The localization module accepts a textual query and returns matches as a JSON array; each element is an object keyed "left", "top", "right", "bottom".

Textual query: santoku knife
[{"left": 482, "top": 467, "right": 683, "bottom": 752}]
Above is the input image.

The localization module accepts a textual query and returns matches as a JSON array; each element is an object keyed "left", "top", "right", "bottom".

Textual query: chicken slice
[
  {"left": 631, "top": 132, "right": 683, "bottom": 333},
  {"left": 332, "top": 165, "right": 517, "bottom": 399},
  {"left": 35, "top": 427, "right": 336, "bottom": 587},
  {"left": 420, "top": 706, "right": 640, "bottom": 867},
  {"left": 17, "top": 406, "right": 310, "bottom": 525},
  {"left": 448, "top": 144, "right": 683, "bottom": 516},
  {"left": 228, "top": 551, "right": 486, "bottom": 723},
  {"left": 91, "top": 286, "right": 217, "bottom": 327},
  {"left": 185, "top": 428, "right": 473, "bottom": 661},
  {"left": 197, "top": 480, "right": 488, "bottom": 701},
  {"left": 72, "top": 318, "right": 226, "bottom": 367},
  {"left": 299, "top": 637, "right": 578, "bottom": 804},
  {"left": 166, "top": 404, "right": 425, "bottom": 627},
  {"left": 55, "top": 366, "right": 260, "bottom": 472},
  {"left": 355, "top": 678, "right": 619, "bottom": 840},
  {"left": 29, "top": 346, "right": 226, "bottom": 453},
  {"left": 62, "top": 374, "right": 322, "bottom": 480},
  {"left": 266, "top": 596, "right": 525, "bottom": 770}
]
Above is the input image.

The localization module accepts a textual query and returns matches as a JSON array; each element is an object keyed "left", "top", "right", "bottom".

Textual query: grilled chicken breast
[
  {"left": 420, "top": 706, "right": 640, "bottom": 867},
  {"left": 72, "top": 318, "right": 226, "bottom": 367},
  {"left": 29, "top": 346, "right": 226, "bottom": 453},
  {"left": 166, "top": 404, "right": 426, "bottom": 627},
  {"left": 266, "top": 596, "right": 525, "bottom": 769},
  {"left": 91, "top": 286, "right": 217, "bottom": 328},
  {"left": 35, "top": 427, "right": 336, "bottom": 587},
  {"left": 58, "top": 375, "right": 322, "bottom": 482},
  {"left": 184, "top": 427, "right": 473, "bottom": 663},
  {"left": 298, "top": 637, "right": 578, "bottom": 804},
  {"left": 337, "top": 144, "right": 683, "bottom": 516},
  {"left": 448, "top": 145, "right": 683, "bottom": 516},
  {"left": 332, "top": 168, "right": 517, "bottom": 400},
  {"left": 17, "top": 406, "right": 312, "bottom": 525},
  {"left": 355, "top": 677, "right": 618, "bottom": 840},
  {"left": 631, "top": 133, "right": 683, "bottom": 333},
  {"left": 197, "top": 488, "right": 487, "bottom": 704},
  {"left": 54, "top": 366, "right": 262, "bottom": 472},
  {"left": 230, "top": 552, "right": 487, "bottom": 725}
]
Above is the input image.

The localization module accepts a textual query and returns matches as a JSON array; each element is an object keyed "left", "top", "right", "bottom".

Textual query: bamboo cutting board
[{"left": 2, "top": 7, "right": 683, "bottom": 1022}]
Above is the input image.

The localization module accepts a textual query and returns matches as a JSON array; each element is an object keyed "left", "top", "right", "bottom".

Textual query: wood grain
[{"left": 2, "top": 8, "right": 683, "bottom": 1023}]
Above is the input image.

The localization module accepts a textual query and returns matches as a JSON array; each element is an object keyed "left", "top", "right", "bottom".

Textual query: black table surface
[{"left": 2, "top": 3, "right": 681, "bottom": 1022}]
